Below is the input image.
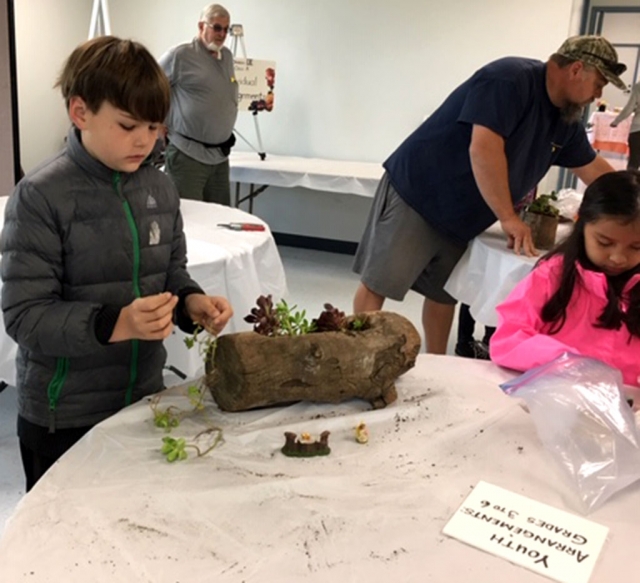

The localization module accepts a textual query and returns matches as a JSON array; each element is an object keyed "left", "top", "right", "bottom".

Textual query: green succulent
[{"left": 525, "top": 192, "right": 560, "bottom": 218}]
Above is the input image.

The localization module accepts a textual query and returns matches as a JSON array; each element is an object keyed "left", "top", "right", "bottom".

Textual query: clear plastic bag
[
  {"left": 555, "top": 188, "right": 583, "bottom": 221},
  {"left": 501, "top": 352, "right": 640, "bottom": 514}
]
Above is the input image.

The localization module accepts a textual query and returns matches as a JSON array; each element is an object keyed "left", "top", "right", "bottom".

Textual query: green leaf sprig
[
  {"left": 160, "top": 427, "right": 224, "bottom": 462},
  {"left": 184, "top": 325, "right": 217, "bottom": 361},
  {"left": 275, "top": 299, "right": 316, "bottom": 335}
]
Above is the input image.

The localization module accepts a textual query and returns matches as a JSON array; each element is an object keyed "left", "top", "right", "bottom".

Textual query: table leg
[{"left": 235, "top": 183, "right": 270, "bottom": 213}]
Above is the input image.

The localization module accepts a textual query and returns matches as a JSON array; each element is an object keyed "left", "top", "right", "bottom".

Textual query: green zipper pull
[
  {"left": 112, "top": 169, "right": 140, "bottom": 407},
  {"left": 46, "top": 357, "right": 69, "bottom": 434},
  {"left": 112, "top": 171, "right": 122, "bottom": 199}
]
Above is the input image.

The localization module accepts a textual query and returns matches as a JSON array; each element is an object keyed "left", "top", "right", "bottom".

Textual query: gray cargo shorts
[{"left": 353, "top": 172, "right": 466, "bottom": 305}]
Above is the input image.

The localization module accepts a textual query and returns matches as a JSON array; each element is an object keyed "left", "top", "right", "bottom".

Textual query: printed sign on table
[
  {"left": 443, "top": 481, "right": 609, "bottom": 583},
  {"left": 234, "top": 58, "right": 276, "bottom": 113}
]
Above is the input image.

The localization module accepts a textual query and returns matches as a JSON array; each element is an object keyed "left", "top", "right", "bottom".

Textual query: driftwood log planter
[
  {"left": 522, "top": 211, "right": 559, "bottom": 250},
  {"left": 205, "top": 311, "right": 421, "bottom": 411}
]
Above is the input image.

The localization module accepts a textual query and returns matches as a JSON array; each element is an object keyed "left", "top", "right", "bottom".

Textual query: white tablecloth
[
  {"left": 229, "top": 151, "right": 384, "bottom": 198},
  {"left": 0, "top": 354, "right": 638, "bottom": 582},
  {"left": 0, "top": 197, "right": 287, "bottom": 383},
  {"left": 445, "top": 222, "right": 572, "bottom": 327}
]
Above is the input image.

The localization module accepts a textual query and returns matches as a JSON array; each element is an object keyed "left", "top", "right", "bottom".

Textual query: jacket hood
[{"left": 67, "top": 126, "right": 117, "bottom": 183}]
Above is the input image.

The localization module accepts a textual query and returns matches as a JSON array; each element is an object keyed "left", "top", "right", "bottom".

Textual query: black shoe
[{"left": 454, "top": 340, "right": 490, "bottom": 360}]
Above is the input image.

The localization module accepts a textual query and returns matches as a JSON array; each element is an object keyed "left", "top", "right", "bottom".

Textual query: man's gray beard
[
  {"left": 560, "top": 103, "right": 585, "bottom": 123},
  {"left": 205, "top": 40, "right": 223, "bottom": 53}
]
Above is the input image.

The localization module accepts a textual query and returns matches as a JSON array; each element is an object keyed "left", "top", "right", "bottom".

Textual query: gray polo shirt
[{"left": 159, "top": 38, "right": 239, "bottom": 165}]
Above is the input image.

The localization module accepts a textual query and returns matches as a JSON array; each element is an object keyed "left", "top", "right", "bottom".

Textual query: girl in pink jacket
[{"left": 490, "top": 170, "right": 640, "bottom": 387}]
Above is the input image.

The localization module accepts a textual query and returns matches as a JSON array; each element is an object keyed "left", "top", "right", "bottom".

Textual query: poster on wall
[{"left": 233, "top": 58, "right": 276, "bottom": 113}]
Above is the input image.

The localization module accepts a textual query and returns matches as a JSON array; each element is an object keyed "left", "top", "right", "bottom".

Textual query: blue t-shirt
[{"left": 384, "top": 57, "right": 595, "bottom": 245}]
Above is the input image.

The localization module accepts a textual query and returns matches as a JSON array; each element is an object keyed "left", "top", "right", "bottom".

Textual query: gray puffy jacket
[{"left": 1, "top": 128, "right": 202, "bottom": 430}]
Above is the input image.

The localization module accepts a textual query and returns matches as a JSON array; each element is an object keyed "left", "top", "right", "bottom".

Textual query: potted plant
[
  {"left": 204, "top": 296, "right": 421, "bottom": 412},
  {"left": 521, "top": 192, "right": 560, "bottom": 250}
]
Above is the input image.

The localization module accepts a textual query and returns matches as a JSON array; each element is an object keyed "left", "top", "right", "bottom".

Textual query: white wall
[
  {"left": 14, "top": 0, "right": 92, "bottom": 171},
  {"left": 14, "top": 0, "right": 585, "bottom": 242},
  {"left": 0, "top": 0, "right": 15, "bottom": 196},
  {"left": 109, "top": 0, "right": 578, "bottom": 163}
]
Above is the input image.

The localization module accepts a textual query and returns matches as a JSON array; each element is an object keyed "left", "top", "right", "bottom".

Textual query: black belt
[{"left": 175, "top": 131, "right": 236, "bottom": 153}]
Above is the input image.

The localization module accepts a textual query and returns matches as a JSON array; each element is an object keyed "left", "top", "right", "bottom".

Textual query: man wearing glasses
[
  {"left": 353, "top": 35, "right": 628, "bottom": 355},
  {"left": 159, "top": 4, "right": 238, "bottom": 205}
]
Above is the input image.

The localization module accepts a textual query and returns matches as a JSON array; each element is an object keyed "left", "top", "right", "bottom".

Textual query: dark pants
[
  {"left": 456, "top": 303, "right": 495, "bottom": 347},
  {"left": 628, "top": 131, "right": 640, "bottom": 171},
  {"left": 165, "top": 144, "right": 231, "bottom": 205},
  {"left": 18, "top": 416, "right": 91, "bottom": 492}
]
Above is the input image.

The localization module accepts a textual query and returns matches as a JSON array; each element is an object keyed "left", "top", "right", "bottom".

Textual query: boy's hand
[
  {"left": 185, "top": 294, "right": 233, "bottom": 335},
  {"left": 110, "top": 292, "right": 179, "bottom": 342}
]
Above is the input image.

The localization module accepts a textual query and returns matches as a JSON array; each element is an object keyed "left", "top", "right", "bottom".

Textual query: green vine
[
  {"left": 160, "top": 427, "right": 224, "bottom": 462},
  {"left": 150, "top": 326, "right": 223, "bottom": 461},
  {"left": 184, "top": 324, "right": 217, "bottom": 363}
]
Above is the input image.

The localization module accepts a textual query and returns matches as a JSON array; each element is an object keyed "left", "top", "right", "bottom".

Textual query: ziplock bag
[
  {"left": 554, "top": 188, "right": 583, "bottom": 221},
  {"left": 501, "top": 352, "right": 640, "bottom": 513}
]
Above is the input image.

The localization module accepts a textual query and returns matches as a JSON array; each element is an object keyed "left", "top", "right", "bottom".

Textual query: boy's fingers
[
  {"left": 148, "top": 313, "right": 174, "bottom": 332},
  {"left": 130, "top": 296, "right": 178, "bottom": 335},
  {"left": 145, "top": 317, "right": 174, "bottom": 339},
  {"left": 154, "top": 296, "right": 179, "bottom": 318},
  {"left": 138, "top": 292, "right": 176, "bottom": 311}
]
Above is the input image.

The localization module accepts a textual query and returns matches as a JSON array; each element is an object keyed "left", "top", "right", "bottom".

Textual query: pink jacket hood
[{"left": 490, "top": 254, "right": 640, "bottom": 387}]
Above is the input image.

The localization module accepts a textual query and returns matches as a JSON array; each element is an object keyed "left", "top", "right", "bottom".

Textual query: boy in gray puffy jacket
[{"left": 1, "top": 36, "right": 233, "bottom": 491}]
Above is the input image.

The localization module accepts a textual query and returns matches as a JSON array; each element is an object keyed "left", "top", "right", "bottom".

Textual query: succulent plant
[
  {"left": 524, "top": 192, "right": 560, "bottom": 218},
  {"left": 244, "top": 297, "right": 367, "bottom": 337},
  {"left": 312, "top": 303, "right": 346, "bottom": 332},
  {"left": 244, "top": 294, "right": 281, "bottom": 336}
]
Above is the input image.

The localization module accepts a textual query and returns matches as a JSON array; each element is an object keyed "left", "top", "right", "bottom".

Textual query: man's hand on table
[{"left": 500, "top": 215, "right": 538, "bottom": 257}]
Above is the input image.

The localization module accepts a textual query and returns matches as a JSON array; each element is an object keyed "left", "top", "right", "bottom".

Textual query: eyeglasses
[
  {"left": 204, "top": 22, "right": 229, "bottom": 34},
  {"left": 580, "top": 51, "right": 627, "bottom": 76}
]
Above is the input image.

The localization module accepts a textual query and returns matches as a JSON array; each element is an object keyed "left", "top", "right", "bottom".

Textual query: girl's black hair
[{"left": 539, "top": 170, "right": 640, "bottom": 338}]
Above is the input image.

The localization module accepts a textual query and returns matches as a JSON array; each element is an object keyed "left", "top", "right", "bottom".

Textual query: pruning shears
[{"left": 217, "top": 222, "right": 266, "bottom": 231}]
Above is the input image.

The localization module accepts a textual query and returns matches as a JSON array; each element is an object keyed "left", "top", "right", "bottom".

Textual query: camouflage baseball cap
[{"left": 557, "top": 35, "right": 627, "bottom": 90}]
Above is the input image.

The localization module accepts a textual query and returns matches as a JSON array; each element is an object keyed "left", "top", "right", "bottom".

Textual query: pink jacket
[{"left": 490, "top": 254, "right": 640, "bottom": 387}]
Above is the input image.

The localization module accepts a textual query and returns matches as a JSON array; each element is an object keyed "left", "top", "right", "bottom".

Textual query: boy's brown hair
[{"left": 56, "top": 36, "right": 170, "bottom": 122}]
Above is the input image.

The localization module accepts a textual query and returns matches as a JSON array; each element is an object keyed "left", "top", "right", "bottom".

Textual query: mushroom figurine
[{"left": 355, "top": 422, "right": 369, "bottom": 444}]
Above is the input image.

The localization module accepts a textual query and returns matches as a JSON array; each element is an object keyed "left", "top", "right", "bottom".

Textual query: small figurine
[
  {"left": 355, "top": 422, "right": 369, "bottom": 444},
  {"left": 281, "top": 431, "right": 331, "bottom": 457}
]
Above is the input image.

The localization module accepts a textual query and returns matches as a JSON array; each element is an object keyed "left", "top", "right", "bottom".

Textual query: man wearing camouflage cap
[
  {"left": 353, "top": 35, "right": 627, "bottom": 355},
  {"left": 553, "top": 35, "right": 627, "bottom": 122},
  {"left": 557, "top": 35, "right": 627, "bottom": 91}
]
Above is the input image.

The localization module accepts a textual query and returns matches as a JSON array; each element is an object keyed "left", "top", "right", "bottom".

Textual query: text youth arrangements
[{"left": 443, "top": 482, "right": 609, "bottom": 583}]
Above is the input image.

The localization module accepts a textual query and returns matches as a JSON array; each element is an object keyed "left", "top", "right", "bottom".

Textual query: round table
[
  {"left": 444, "top": 222, "right": 571, "bottom": 328},
  {"left": 0, "top": 354, "right": 638, "bottom": 582}
]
